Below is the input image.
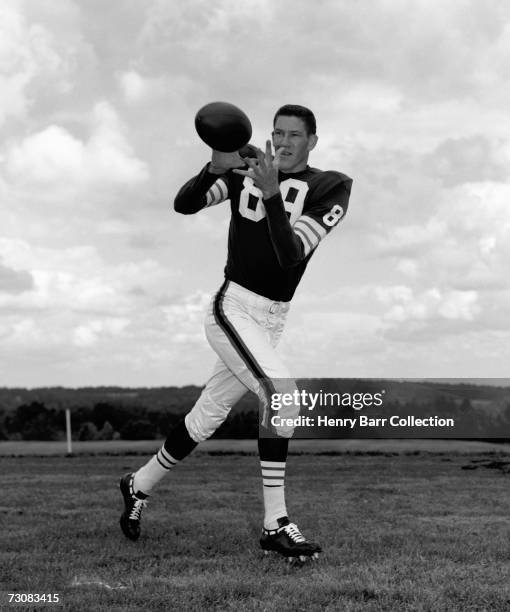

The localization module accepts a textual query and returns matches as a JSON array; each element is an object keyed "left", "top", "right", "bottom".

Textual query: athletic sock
[
  {"left": 133, "top": 445, "right": 178, "bottom": 495},
  {"left": 258, "top": 437, "right": 289, "bottom": 530},
  {"left": 260, "top": 460, "right": 287, "bottom": 530},
  {"left": 133, "top": 419, "right": 198, "bottom": 496}
]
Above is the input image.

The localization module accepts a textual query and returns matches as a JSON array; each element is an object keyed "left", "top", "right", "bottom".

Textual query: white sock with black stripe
[
  {"left": 132, "top": 445, "right": 178, "bottom": 496},
  {"left": 261, "top": 460, "right": 287, "bottom": 530}
]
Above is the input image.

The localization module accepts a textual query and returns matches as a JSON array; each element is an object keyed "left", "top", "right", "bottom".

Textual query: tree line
[{"left": 0, "top": 393, "right": 260, "bottom": 441}]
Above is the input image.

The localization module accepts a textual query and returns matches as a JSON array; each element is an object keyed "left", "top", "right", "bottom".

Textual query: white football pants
[{"left": 185, "top": 280, "right": 299, "bottom": 442}]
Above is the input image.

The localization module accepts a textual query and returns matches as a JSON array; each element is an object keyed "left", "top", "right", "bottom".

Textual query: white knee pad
[{"left": 185, "top": 389, "right": 233, "bottom": 443}]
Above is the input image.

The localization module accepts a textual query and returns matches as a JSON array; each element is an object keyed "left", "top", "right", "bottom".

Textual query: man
[{"left": 119, "top": 104, "right": 352, "bottom": 563}]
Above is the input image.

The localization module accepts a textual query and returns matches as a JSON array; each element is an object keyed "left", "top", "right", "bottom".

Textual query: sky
[{"left": 0, "top": 0, "right": 509, "bottom": 388}]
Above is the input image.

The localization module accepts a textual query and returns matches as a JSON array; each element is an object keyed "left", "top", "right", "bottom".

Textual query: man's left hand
[{"left": 233, "top": 140, "right": 282, "bottom": 200}]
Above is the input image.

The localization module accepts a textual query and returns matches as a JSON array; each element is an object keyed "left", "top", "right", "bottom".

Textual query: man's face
[{"left": 272, "top": 115, "right": 317, "bottom": 173}]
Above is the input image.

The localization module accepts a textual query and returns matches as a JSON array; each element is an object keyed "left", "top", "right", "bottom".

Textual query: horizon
[{"left": 2, "top": 378, "right": 510, "bottom": 391}]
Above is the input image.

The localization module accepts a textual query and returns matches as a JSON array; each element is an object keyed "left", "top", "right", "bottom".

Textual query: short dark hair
[{"left": 273, "top": 104, "right": 317, "bottom": 135}]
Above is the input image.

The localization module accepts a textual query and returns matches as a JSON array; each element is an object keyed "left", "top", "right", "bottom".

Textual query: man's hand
[
  {"left": 233, "top": 140, "right": 282, "bottom": 200},
  {"left": 208, "top": 150, "right": 246, "bottom": 175}
]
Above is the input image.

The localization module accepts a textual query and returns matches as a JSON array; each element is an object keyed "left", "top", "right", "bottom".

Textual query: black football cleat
[
  {"left": 260, "top": 517, "right": 321, "bottom": 563},
  {"left": 119, "top": 473, "right": 148, "bottom": 541}
]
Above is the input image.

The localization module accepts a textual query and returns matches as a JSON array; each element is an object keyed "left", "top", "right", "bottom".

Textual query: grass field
[{"left": 2, "top": 444, "right": 510, "bottom": 611}]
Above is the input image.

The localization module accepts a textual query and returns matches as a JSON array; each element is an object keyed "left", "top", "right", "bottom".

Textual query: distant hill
[
  {"left": 1, "top": 379, "right": 508, "bottom": 412},
  {"left": 1, "top": 379, "right": 509, "bottom": 418},
  {"left": 0, "top": 385, "right": 205, "bottom": 414}
]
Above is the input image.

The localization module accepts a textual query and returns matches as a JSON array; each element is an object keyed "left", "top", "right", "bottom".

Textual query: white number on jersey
[
  {"left": 238, "top": 178, "right": 265, "bottom": 221},
  {"left": 238, "top": 177, "right": 309, "bottom": 225},
  {"left": 322, "top": 204, "right": 344, "bottom": 227}
]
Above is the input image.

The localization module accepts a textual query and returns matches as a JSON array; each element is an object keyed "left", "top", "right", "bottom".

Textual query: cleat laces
[
  {"left": 282, "top": 523, "right": 305, "bottom": 543},
  {"left": 129, "top": 498, "right": 146, "bottom": 521}
]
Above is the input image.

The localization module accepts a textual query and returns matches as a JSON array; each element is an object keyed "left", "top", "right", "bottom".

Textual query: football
[{"left": 195, "top": 101, "right": 252, "bottom": 152}]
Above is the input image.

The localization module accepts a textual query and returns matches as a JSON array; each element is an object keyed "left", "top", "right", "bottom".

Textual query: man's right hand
[
  {"left": 208, "top": 145, "right": 258, "bottom": 175},
  {"left": 208, "top": 150, "right": 245, "bottom": 175}
]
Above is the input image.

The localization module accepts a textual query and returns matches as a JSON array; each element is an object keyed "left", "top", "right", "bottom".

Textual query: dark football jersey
[{"left": 174, "top": 164, "right": 352, "bottom": 301}]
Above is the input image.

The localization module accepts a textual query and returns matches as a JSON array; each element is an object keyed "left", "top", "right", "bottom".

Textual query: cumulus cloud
[
  {"left": 0, "top": 238, "right": 175, "bottom": 316},
  {"left": 1, "top": 317, "right": 42, "bottom": 347},
  {"left": 0, "top": 259, "right": 34, "bottom": 294},
  {"left": 73, "top": 317, "right": 130, "bottom": 348},
  {"left": 0, "top": 237, "right": 185, "bottom": 379},
  {"left": 374, "top": 180, "right": 510, "bottom": 294},
  {"left": 375, "top": 219, "right": 447, "bottom": 258},
  {"left": 377, "top": 286, "right": 480, "bottom": 324},
  {"left": 0, "top": 235, "right": 208, "bottom": 384},
  {"left": 118, "top": 70, "right": 149, "bottom": 103},
  {"left": 396, "top": 259, "right": 419, "bottom": 278},
  {"left": 6, "top": 101, "right": 149, "bottom": 187},
  {"left": 282, "top": 309, "right": 384, "bottom": 376},
  {"left": 0, "top": 1, "right": 84, "bottom": 125},
  {"left": 423, "top": 136, "right": 510, "bottom": 186},
  {"left": 0, "top": 3, "right": 41, "bottom": 123},
  {"left": 161, "top": 291, "right": 211, "bottom": 344}
]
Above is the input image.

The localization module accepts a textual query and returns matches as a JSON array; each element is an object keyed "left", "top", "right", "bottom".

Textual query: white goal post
[{"left": 65, "top": 408, "right": 72, "bottom": 455}]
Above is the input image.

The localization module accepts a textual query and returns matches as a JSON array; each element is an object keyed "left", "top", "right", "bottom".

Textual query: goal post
[{"left": 65, "top": 408, "right": 72, "bottom": 455}]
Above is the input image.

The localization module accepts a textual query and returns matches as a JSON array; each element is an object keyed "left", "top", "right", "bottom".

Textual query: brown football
[{"left": 195, "top": 101, "right": 252, "bottom": 152}]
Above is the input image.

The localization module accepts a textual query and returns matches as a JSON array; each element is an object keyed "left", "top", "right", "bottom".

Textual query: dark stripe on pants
[{"left": 212, "top": 280, "right": 276, "bottom": 405}]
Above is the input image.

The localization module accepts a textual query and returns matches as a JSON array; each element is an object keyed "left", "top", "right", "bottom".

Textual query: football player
[{"left": 119, "top": 105, "right": 352, "bottom": 563}]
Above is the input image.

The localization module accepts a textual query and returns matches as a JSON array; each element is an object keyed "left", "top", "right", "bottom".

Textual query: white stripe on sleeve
[
  {"left": 294, "top": 215, "right": 328, "bottom": 255},
  {"left": 294, "top": 227, "right": 314, "bottom": 255},
  {"left": 205, "top": 178, "right": 229, "bottom": 208}
]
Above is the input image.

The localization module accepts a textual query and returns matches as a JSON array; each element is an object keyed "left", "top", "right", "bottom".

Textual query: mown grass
[{"left": 1, "top": 451, "right": 510, "bottom": 611}]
